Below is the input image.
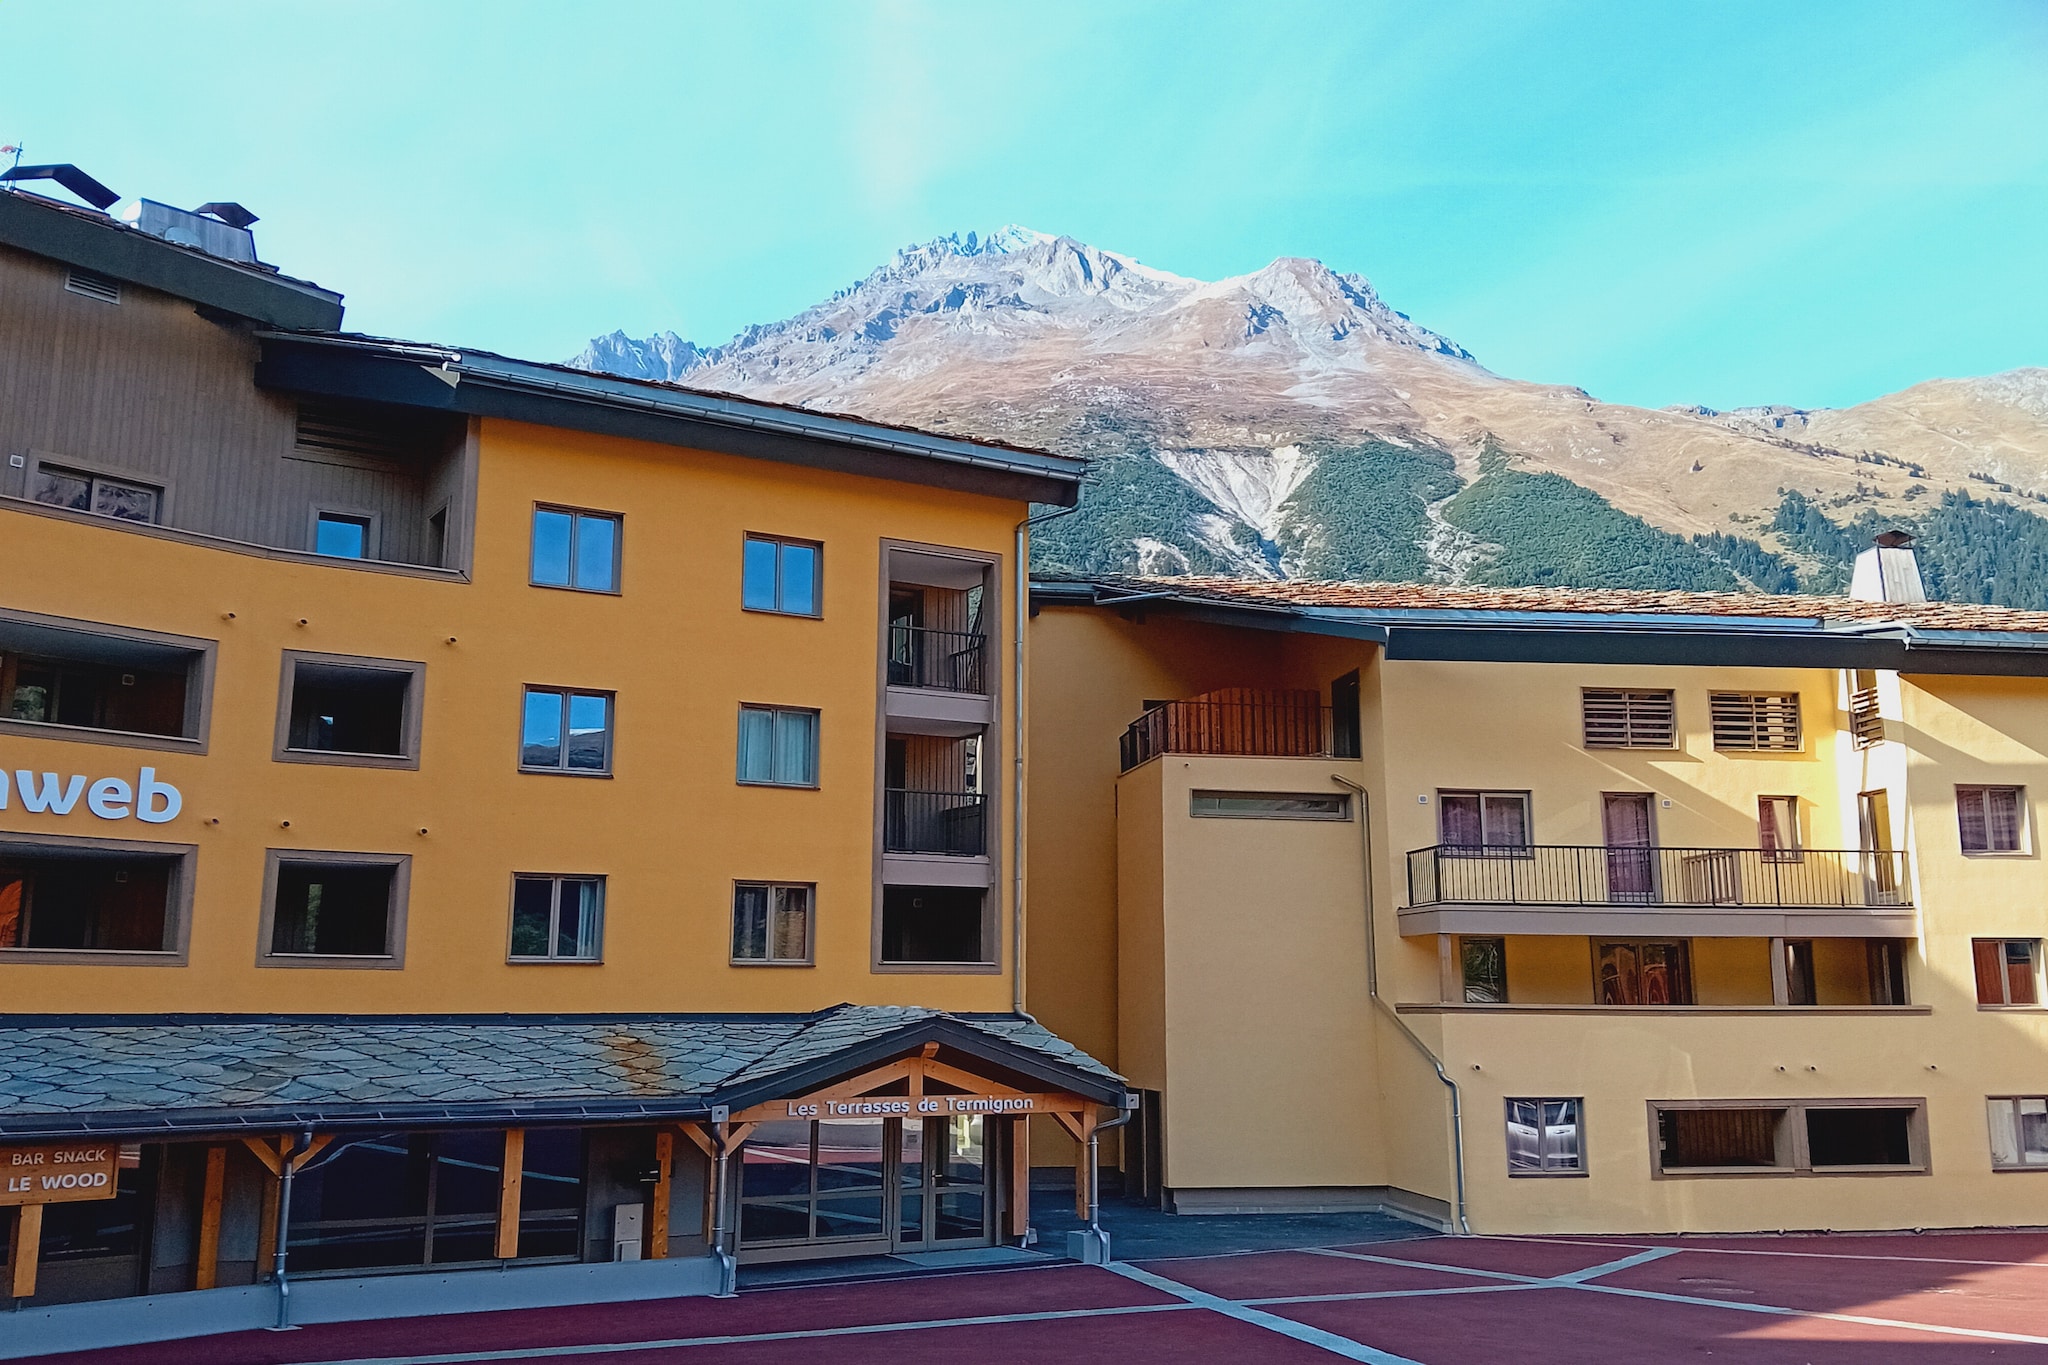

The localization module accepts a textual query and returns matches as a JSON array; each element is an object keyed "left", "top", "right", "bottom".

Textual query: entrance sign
[
  {"left": 777, "top": 1093, "right": 1053, "bottom": 1119},
  {"left": 1, "top": 1142, "right": 119, "bottom": 1204}
]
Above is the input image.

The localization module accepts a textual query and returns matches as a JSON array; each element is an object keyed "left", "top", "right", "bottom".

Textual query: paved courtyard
[{"left": 29, "top": 1227, "right": 2048, "bottom": 1364}]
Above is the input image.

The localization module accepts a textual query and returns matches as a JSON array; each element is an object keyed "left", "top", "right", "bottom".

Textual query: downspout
[
  {"left": 269, "top": 1126, "right": 313, "bottom": 1331},
  {"left": 1329, "top": 776, "right": 1470, "bottom": 1235},
  {"left": 1083, "top": 1104, "right": 1135, "bottom": 1263},
  {"left": 709, "top": 1122, "right": 738, "bottom": 1298},
  {"left": 1013, "top": 505, "right": 1077, "bottom": 1014}
]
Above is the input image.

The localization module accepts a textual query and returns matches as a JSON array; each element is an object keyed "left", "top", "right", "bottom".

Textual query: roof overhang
[
  {"left": 1032, "top": 579, "right": 2048, "bottom": 675},
  {"left": 0, "top": 190, "right": 344, "bottom": 330},
  {"left": 256, "top": 335, "right": 1084, "bottom": 507}
]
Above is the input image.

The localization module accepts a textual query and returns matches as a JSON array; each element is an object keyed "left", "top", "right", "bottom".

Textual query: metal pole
[
  {"left": 269, "top": 1128, "right": 311, "bottom": 1331},
  {"left": 1085, "top": 1108, "right": 1133, "bottom": 1263}
]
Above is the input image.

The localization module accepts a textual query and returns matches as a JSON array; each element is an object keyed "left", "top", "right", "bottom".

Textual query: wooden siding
[{"left": 0, "top": 245, "right": 464, "bottom": 567}]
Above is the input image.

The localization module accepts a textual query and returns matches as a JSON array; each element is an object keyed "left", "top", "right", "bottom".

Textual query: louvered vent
[
  {"left": 1710, "top": 692, "right": 1802, "bottom": 750},
  {"left": 294, "top": 401, "right": 412, "bottom": 463},
  {"left": 1582, "top": 688, "right": 1677, "bottom": 749},
  {"left": 64, "top": 269, "right": 122, "bottom": 304}
]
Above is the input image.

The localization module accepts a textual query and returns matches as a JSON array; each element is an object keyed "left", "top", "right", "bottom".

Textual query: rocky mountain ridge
[{"left": 571, "top": 227, "right": 2048, "bottom": 605}]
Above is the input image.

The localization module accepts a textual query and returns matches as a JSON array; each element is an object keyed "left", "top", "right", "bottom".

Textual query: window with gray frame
[
  {"left": 522, "top": 688, "right": 613, "bottom": 773},
  {"left": 1957, "top": 785, "right": 2026, "bottom": 853},
  {"left": 732, "top": 882, "right": 813, "bottom": 964},
  {"left": 510, "top": 875, "right": 604, "bottom": 962},
  {"left": 29, "top": 461, "right": 161, "bottom": 524},
  {"left": 1988, "top": 1097, "right": 2048, "bottom": 1170},
  {"left": 1461, "top": 936, "right": 1507, "bottom": 1003},
  {"left": 1190, "top": 791, "right": 1350, "bottom": 820},
  {"left": 314, "top": 512, "right": 373, "bottom": 560},
  {"left": 738, "top": 705, "right": 818, "bottom": 787},
  {"left": 278, "top": 654, "right": 423, "bottom": 767},
  {"left": 1506, "top": 1098, "right": 1583, "bottom": 1175},
  {"left": 263, "top": 855, "right": 407, "bottom": 963},
  {"left": 530, "top": 506, "right": 620, "bottom": 592},
  {"left": 742, "top": 535, "right": 821, "bottom": 616},
  {"left": 1653, "top": 1100, "right": 1924, "bottom": 1175}
]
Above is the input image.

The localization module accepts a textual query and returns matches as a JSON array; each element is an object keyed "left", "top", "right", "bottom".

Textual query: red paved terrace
[{"left": 27, "top": 1230, "right": 2048, "bottom": 1364}]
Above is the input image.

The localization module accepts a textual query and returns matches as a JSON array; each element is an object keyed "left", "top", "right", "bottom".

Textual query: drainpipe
[
  {"left": 1330, "top": 776, "right": 1470, "bottom": 1235},
  {"left": 1012, "top": 505, "right": 1077, "bottom": 1014},
  {"left": 1082, "top": 1105, "right": 1135, "bottom": 1264},
  {"left": 709, "top": 1120, "right": 738, "bottom": 1298},
  {"left": 269, "top": 1127, "right": 313, "bottom": 1331}
]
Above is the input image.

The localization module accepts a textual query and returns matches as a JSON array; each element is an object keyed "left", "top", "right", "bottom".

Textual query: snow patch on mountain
[{"left": 1157, "top": 446, "right": 1317, "bottom": 545}]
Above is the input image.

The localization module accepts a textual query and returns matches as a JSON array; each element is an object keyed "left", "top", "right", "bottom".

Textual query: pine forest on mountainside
[{"left": 571, "top": 227, "right": 2048, "bottom": 608}]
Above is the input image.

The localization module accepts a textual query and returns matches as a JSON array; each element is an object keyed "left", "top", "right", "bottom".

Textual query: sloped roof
[
  {"left": 0, "top": 1006, "right": 1125, "bottom": 1139},
  {"left": 1053, "top": 574, "right": 2048, "bottom": 635}
]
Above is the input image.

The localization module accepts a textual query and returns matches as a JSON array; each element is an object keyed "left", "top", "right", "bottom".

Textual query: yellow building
[
  {"left": 1028, "top": 570, "right": 2048, "bottom": 1237},
  {"left": 0, "top": 184, "right": 1125, "bottom": 1350}
]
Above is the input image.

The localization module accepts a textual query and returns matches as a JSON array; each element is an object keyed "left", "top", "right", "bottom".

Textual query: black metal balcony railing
[
  {"left": 1406, "top": 844, "right": 1910, "bottom": 910},
  {"left": 1120, "top": 698, "right": 1342, "bottom": 772},
  {"left": 887, "top": 626, "right": 986, "bottom": 694},
  {"left": 884, "top": 789, "right": 987, "bottom": 856}
]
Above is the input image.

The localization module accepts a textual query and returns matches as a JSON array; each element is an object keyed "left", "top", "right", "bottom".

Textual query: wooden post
[
  {"left": 196, "top": 1145, "right": 227, "bottom": 1290},
  {"left": 9, "top": 1203, "right": 42, "bottom": 1300},
  {"left": 1007, "top": 1118, "right": 1031, "bottom": 1238},
  {"left": 647, "top": 1128, "right": 673, "bottom": 1260},
  {"left": 1072, "top": 1112, "right": 1097, "bottom": 1219},
  {"left": 255, "top": 1173, "right": 278, "bottom": 1276},
  {"left": 495, "top": 1129, "right": 525, "bottom": 1260}
]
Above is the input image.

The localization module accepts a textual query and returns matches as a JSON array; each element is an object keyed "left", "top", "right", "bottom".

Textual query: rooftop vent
[
  {"left": 63, "top": 269, "right": 122, "bottom": 304},
  {"left": 0, "top": 163, "right": 119, "bottom": 210},
  {"left": 1850, "top": 530, "right": 1926, "bottom": 604},
  {"left": 117, "top": 199, "right": 259, "bottom": 264}
]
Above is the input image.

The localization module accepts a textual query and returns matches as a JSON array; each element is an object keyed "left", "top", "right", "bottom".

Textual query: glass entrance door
[{"left": 894, "top": 1115, "right": 990, "bottom": 1249}]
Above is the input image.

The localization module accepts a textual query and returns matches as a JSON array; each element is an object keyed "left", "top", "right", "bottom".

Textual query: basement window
[
  {"left": 1652, "top": 1100, "right": 1925, "bottom": 1176},
  {"left": 261, "top": 854, "right": 408, "bottom": 965},
  {"left": 276, "top": 653, "right": 424, "bottom": 769},
  {"left": 1505, "top": 1098, "right": 1583, "bottom": 1176}
]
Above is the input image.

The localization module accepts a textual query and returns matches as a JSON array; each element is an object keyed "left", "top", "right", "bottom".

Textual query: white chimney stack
[{"left": 1850, "top": 529, "right": 1926, "bottom": 604}]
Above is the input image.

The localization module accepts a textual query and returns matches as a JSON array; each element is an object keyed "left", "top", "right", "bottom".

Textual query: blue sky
[{"left": 4, "top": 1, "right": 2042, "bottom": 410}]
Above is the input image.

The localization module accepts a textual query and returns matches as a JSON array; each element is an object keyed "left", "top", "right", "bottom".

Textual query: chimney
[
  {"left": 116, "top": 199, "right": 260, "bottom": 264},
  {"left": 1849, "top": 529, "right": 1926, "bottom": 604}
]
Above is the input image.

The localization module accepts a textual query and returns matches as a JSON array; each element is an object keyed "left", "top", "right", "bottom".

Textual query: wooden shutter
[
  {"left": 1582, "top": 689, "right": 1676, "bottom": 748},
  {"left": 1710, "top": 692, "right": 1802, "bottom": 750},
  {"left": 1974, "top": 939, "right": 2006, "bottom": 1005}
]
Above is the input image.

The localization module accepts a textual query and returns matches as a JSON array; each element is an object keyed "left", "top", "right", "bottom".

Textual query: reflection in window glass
[
  {"left": 1190, "top": 791, "right": 1349, "bottom": 820},
  {"left": 742, "top": 536, "right": 820, "bottom": 615},
  {"left": 30, "top": 467, "right": 90, "bottom": 511},
  {"left": 510, "top": 875, "right": 602, "bottom": 961},
  {"left": 522, "top": 688, "right": 612, "bottom": 773},
  {"left": 31, "top": 464, "right": 161, "bottom": 524},
  {"left": 1506, "top": 1097, "right": 1583, "bottom": 1174},
  {"left": 742, "top": 538, "right": 779, "bottom": 611},
  {"left": 315, "top": 514, "right": 370, "bottom": 559},
  {"left": 731, "top": 882, "right": 811, "bottom": 963},
  {"left": 531, "top": 508, "right": 619, "bottom": 591},
  {"left": 1989, "top": 1097, "right": 2048, "bottom": 1169}
]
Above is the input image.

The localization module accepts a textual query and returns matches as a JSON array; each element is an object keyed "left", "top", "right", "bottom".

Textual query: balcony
[
  {"left": 1401, "top": 844, "right": 1915, "bottom": 939},
  {"left": 1120, "top": 689, "right": 1349, "bottom": 772},
  {"left": 887, "top": 625, "right": 986, "bottom": 694},
  {"left": 883, "top": 789, "right": 987, "bottom": 857}
]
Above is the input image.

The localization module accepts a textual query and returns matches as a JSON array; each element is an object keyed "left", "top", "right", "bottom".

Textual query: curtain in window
[
  {"left": 772, "top": 711, "right": 816, "bottom": 785},
  {"left": 1759, "top": 797, "right": 1798, "bottom": 857},
  {"left": 1439, "top": 795, "right": 1483, "bottom": 848},
  {"left": 562, "top": 879, "right": 602, "bottom": 959},
  {"left": 1482, "top": 795, "right": 1529, "bottom": 848},
  {"left": 1988, "top": 788, "right": 2022, "bottom": 851},
  {"left": 772, "top": 885, "right": 809, "bottom": 960},
  {"left": 733, "top": 884, "right": 770, "bottom": 959}
]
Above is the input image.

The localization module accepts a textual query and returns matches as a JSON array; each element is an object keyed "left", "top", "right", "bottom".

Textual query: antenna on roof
[{"left": 0, "top": 144, "right": 21, "bottom": 186}]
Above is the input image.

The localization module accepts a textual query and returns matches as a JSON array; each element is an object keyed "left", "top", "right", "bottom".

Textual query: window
[
  {"left": 510, "top": 875, "right": 604, "bottom": 962},
  {"left": 1657, "top": 1107, "right": 1785, "bottom": 1171},
  {"left": 0, "top": 613, "right": 207, "bottom": 745},
  {"left": 261, "top": 854, "right": 408, "bottom": 966},
  {"left": 1974, "top": 939, "right": 2041, "bottom": 1007},
  {"left": 314, "top": 511, "right": 372, "bottom": 560},
  {"left": 1957, "top": 786, "right": 2026, "bottom": 854},
  {"left": 1849, "top": 670, "right": 1884, "bottom": 749},
  {"left": 1190, "top": 790, "right": 1350, "bottom": 820},
  {"left": 1460, "top": 936, "right": 1507, "bottom": 1004},
  {"left": 1652, "top": 1100, "right": 1926, "bottom": 1177},
  {"left": 277, "top": 653, "right": 423, "bottom": 768},
  {"left": 1988, "top": 1097, "right": 2048, "bottom": 1170},
  {"left": 742, "top": 535, "right": 821, "bottom": 616},
  {"left": 1758, "top": 796, "right": 1801, "bottom": 861},
  {"left": 30, "top": 462, "right": 161, "bottom": 524},
  {"left": 0, "top": 838, "right": 190, "bottom": 959},
  {"left": 737, "top": 705, "right": 818, "bottom": 787},
  {"left": 1868, "top": 939, "right": 1910, "bottom": 1005},
  {"left": 1506, "top": 1098, "right": 1582, "bottom": 1175},
  {"left": 1438, "top": 790, "right": 1530, "bottom": 855},
  {"left": 738, "top": 1118, "right": 887, "bottom": 1246},
  {"left": 530, "top": 506, "right": 620, "bottom": 592},
  {"left": 1581, "top": 688, "right": 1676, "bottom": 749},
  {"left": 288, "top": 1129, "right": 584, "bottom": 1271},
  {"left": 1783, "top": 939, "right": 1816, "bottom": 1006},
  {"left": 521, "top": 688, "right": 613, "bottom": 774},
  {"left": 1596, "top": 940, "right": 1693, "bottom": 1005},
  {"left": 881, "top": 885, "right": 988, "bottom": 965},
  {"left": 731, "top": 882, "right": 812, "bottom": 964},
  {"left": 1709, "top": 692, "right": 1803, "bottom": 751}
]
